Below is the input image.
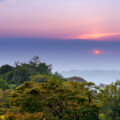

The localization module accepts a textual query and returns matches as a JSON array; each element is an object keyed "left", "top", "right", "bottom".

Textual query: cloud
[{"left": 72, "top": 33, "right": 120, "bottom": 41}]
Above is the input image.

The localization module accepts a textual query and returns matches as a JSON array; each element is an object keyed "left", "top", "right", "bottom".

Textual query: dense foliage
[{"left": 0, "top": 56, "right": 119, "bottom": 120}]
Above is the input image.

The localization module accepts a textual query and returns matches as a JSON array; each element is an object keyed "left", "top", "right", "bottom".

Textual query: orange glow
[
  {"left": 73, "top": 33, "right": 120, "bottom": 40},
  {"left": 93, "top": 50, "right": 100, "bottom": 55}
]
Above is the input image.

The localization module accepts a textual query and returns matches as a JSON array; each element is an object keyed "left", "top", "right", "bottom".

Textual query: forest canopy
[{"left": 0, "top": 56, "right": 119, "bottom": 120}]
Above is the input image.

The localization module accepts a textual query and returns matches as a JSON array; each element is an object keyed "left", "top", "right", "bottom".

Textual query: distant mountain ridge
[{"left": 61, "top": 70, "right": 120, "bottom": 84}]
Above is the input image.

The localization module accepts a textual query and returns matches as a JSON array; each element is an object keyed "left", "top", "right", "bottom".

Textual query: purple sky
[
  {"left": 0, "top": 0, "right": 120, "bottom": 40},
  {"left": 0, "top": 0, "right": 120, "bottom": 73},
  {"left": 0, "top": 38, "right": 119, "bottom": 72}
]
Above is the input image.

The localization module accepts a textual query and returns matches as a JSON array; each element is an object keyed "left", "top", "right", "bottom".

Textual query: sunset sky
[
  {"left": 0, "top": 0, "right": 120, "bottom": 72},
  {"left": 0, "top": 0, "right": 120, "bottom": 39}
]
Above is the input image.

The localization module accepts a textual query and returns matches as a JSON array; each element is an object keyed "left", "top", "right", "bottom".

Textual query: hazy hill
[
  {"left": 67, "top": 76, "right": 87, "bottom": 83},
  {"left": 61, "top": 70, "right": 120, "bottom": 84}
]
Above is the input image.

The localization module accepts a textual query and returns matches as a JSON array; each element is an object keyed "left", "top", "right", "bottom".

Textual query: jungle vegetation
[{"left": 0, "top": 56, "right": 119, "bottom": 120}]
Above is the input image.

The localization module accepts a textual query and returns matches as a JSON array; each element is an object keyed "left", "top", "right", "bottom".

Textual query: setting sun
[{"left": 93, "top": 50, "right": 101, "bottom": 55}]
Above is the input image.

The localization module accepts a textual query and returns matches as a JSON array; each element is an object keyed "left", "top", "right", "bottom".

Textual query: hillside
[
  {"left": 61, "top": 69, "right": 120, "bottom": 84},
  {"left": 67, "top": 76, "right": 87, "bottom": 83}
]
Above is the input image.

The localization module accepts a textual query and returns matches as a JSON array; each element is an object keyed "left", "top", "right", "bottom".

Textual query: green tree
[
  {"left": 0, "top": 65, "right": 13, "bottom": 75},
  {"left": 0, "top": 78, "right": 10, "bottom": 90},
  {"left": 37, "top": 63, "right": 52, "bottom": 75},
  {"left": 0, "top": 89, "right": 12, "bottom": 114},
  {"left": 101, "top": 80, "right": 120, "bottom": 120},
  {"left": 5, "top": 68, "right": 31, "bottom": 86},
  {"left": 10, "top": 77, "right": 100, "bottom": 120}
]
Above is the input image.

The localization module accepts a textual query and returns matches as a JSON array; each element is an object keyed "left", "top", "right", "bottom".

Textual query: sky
[
  {"left": 0, "top": 0, "right": 120, "bottom": 39},
  {"left": 0, "top": 0, "right": 120, "bottom": 74},
  {"left": 0, "top": 38, "right": 120, "bottom": 72}
]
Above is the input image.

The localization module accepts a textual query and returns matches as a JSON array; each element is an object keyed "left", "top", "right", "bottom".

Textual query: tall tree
[{"left": 101, "top": 80, "right": 120, "bottom": 120}]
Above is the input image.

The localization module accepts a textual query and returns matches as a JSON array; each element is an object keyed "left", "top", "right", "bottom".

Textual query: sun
[{"left": 93, "top": 50, "right": 100, "bottom": 55}]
